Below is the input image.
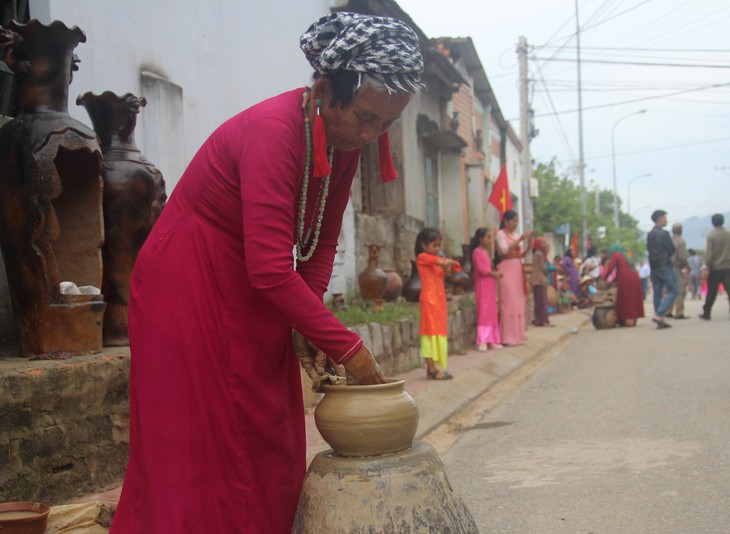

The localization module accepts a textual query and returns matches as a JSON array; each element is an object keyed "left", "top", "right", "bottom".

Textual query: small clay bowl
[
  {"left": 0, "top": 502, "right": 51, "bottom": 534},
  {"left": 314, "top": 378, "right": 419, "bottom": 457}
]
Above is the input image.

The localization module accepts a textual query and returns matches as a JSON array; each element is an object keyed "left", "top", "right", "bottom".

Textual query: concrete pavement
[{"left": 305, "top": 309, "right": 592, "bottom": 464}]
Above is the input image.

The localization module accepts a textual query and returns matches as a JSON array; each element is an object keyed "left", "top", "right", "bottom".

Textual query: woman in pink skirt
[{"left": 495, "top": 210, "right": 533, "bottom": 345}]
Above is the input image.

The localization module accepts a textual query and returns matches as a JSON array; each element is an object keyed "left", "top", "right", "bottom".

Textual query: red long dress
[
  {"left": 605, "top": 252, "right": 645, "bottom": 323},
  {"left": 110, "top": 89, "right": 363, "bottom": 534}
]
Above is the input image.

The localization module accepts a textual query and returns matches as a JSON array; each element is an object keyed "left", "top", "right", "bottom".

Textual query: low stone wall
[
  {"left": 0, "top": 304, "right": 476, "bottom": 503},
  {"left": 0, "top": 350, "right": 130, "bottom": 504}
]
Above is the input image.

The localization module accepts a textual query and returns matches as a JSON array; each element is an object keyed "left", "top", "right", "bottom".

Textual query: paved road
[{"left": 429, "top": 299, "right": 730, "bottom": 533}]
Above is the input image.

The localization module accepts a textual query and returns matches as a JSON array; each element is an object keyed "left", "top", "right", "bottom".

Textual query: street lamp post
[
  {"left": 627, "top": 172, "right": 652, "bottom": 217},
  {"left": 611, "top": 109, "right": 646, "bottom": 243}
]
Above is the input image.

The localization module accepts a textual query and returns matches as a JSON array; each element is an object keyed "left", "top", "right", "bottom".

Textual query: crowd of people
[{"left": 423, "top": 208, "right": 730, "bottom": 382}]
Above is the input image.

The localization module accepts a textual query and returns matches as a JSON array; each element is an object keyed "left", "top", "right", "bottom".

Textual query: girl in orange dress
[{"left": 416, "top": 227, "right": 461, "bottom": 380}]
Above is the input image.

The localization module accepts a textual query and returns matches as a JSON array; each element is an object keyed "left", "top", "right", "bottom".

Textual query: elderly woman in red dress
[
  {"left": 601, "top": 244, "right": 645, "bottom": 326},
  {"left": 110, "top": 13, "right": 424, "bottom": 534}
]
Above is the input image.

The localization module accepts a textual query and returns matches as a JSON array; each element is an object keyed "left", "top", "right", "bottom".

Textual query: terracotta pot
[
  {"left": 382, "top": 270, "right": 403, "bottom": 302},
  {"left": 547, "top": 285, "right": 558, "bottom": 307},
  {"left": 592, "top": 307, "right": 617, "bottom": 329},
  {"left": 448, "top": 270, "right": 470, "bottom": 295},
  {"left": 0, "top": 501, "right": 50, "bottom": 534},
  {"left": 314, "top": 378, "right": 419, "bottom": 457}
]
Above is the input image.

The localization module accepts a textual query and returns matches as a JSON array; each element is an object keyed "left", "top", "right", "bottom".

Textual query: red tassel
[
  {"left": 312, "top": 113, "right": 331, "bottom": 177},
  {"left": 378, "top": 131, "right": 398, "bottom": 183}
]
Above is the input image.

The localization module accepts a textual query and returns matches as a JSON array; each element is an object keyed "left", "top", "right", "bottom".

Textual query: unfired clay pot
[{"left": 314, "top": 378, "right": 418, "bottom": 457}]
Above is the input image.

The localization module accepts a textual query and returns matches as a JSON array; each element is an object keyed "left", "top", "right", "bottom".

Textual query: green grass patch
[{"left": 331, "top": 299, "right": 420, "bottom": 327}]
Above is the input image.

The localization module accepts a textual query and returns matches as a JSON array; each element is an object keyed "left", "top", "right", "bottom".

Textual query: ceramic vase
[
  {"left": 0, "top": 19, "right": 105, "bottom": 357},
  {"left": 77, "top": 91, "right": 167, "bottom": 346},
  {"left": 358, "top": 244, "right": 388, "bottom": 309},
  {"left": 314, "top": 379, "right": 419, "bottom": 457}
]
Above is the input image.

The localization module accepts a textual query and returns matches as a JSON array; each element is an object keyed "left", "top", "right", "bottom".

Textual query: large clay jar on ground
[
  {"left": 314, "top": 379, "right": 419, "bottom": 457},
  {"left": 402, "top": 260, "right": 421, "bottom": 302},
  {"left": 382, "top": 269, "right": 403, "bottom": 302}
]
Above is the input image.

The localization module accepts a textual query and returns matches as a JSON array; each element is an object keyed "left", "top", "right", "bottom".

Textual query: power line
[
  {"left": 537, "top": 45, "right": 730, "bottom": 53},
  {"left": 587, "top": 135, "right": 730, "bottom": 161},
  {"left": 529, "top": 82, "right": 730, "bottom": 117},
  {"left": 531, "top": 57, "right": 730, "bottom": 68},
  {"left": 531, "top": 59, "right": 576, "bottom": 161},
  {"left": 581, "top": 0, "right": 652, "bottom": 33}
]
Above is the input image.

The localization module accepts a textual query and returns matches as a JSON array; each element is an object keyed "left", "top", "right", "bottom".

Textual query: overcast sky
[{"left": 395, "top": 0, "right": 730, "bottom": 231}]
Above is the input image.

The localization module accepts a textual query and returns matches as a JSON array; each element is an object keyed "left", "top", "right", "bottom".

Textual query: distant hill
[{"left": 682, "top": 212, "right": 730, "bottom": 252}]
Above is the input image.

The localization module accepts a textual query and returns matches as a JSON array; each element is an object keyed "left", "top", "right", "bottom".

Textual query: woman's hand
[
  {"left": 293, "top": 330, "right": 347, "bottom": 391},
  {"left": 343, "top": 345, "right": 387, "bottom": 385}
]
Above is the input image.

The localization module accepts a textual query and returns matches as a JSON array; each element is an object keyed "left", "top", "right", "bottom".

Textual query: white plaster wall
[
  {"left": 402, "top": 75, "right": 442, "bottom": 222},
  {"left": 36, "top": 0, "right": 331, "bottom": 191}
]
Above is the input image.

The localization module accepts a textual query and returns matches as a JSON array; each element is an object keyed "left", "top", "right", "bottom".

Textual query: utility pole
[
  {"left": 575, "top": 0, "right": 587, "bottom": 256},
  {"left": 518, "top": 36, "right": 532, "bottom": 240}
]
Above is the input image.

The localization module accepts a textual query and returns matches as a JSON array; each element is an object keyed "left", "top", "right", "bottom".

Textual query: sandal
[{"left": 427, "top": 370, "right": 454, "bottom": 380}]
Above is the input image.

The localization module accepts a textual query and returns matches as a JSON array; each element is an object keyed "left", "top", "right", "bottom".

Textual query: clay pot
[
  {"left": 402, "top": 260, "right": 421, "bottom": 302},
  {"left": 382, "top": 270, "right": 403, "bottom": 302},
  {"left": 314, "top": 379, "right": 419, "bottom": 457},
  {"left": 448, "top": 269, "right": 470, "bottom": 295},
  {"left": 592, "top": 307, "right": 618, "bottom": 329},
  {"left": 0, "top": 502, "right": 50, "bottom": 534},
  {"left": 547, "top": 285, "right": 558, "bottom": 307}
]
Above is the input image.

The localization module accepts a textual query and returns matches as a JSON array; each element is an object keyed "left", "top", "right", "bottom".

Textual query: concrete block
[
  {"left": 381, "top": 324, "right": 393, "bottom": 358},
  {"left": 391, "top": 322, "right": 402, "bottom": 355},
  {"left": 353, "top": 324, "right": 372, "bottom": 351}
]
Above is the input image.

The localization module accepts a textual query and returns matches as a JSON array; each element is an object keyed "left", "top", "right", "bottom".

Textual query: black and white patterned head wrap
[{"left": 300, "top": 12, "right": 424, "bottom": 93}]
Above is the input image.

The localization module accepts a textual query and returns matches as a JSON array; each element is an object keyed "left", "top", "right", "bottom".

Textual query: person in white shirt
[{"left": 638, "top": 260, "right": 651, "bottom": 300}]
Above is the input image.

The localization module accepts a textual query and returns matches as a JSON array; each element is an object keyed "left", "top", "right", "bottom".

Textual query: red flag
[
  {"left": 571, "top": 231, "right": 578, "bottom": 258},
  {"left": 488, "top": 163, "right": 513, "bottom": 218}
]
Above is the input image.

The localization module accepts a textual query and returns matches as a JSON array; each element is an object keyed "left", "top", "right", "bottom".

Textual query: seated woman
[{"left": 601, "top": 244, "right": 645, "bottom": 326}]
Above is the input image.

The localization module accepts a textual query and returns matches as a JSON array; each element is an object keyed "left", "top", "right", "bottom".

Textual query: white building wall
[
  {"left": 402, "top": 79, "right": 442, "bottom": 222},
  {"left": 36, "top": 0, "right": 331, "bottom": 191}
]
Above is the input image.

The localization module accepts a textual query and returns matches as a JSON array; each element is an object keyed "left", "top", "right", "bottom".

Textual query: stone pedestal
[{"left": 292, "top": 441, "right": 479, "bottom": 533}]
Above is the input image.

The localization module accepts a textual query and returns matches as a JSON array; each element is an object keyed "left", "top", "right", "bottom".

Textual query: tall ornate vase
[
  {"left": 0, "top": 20, "right": 105, "bottom": 357},
  {"left": 358, "top": 244, "right": 388, "bottom": 310},
  {"left": 77, "top": 91, "right": 167, "bottom": 346},
  {"left": 402, "top": 260, "right": 421, "bottom": 302}
]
